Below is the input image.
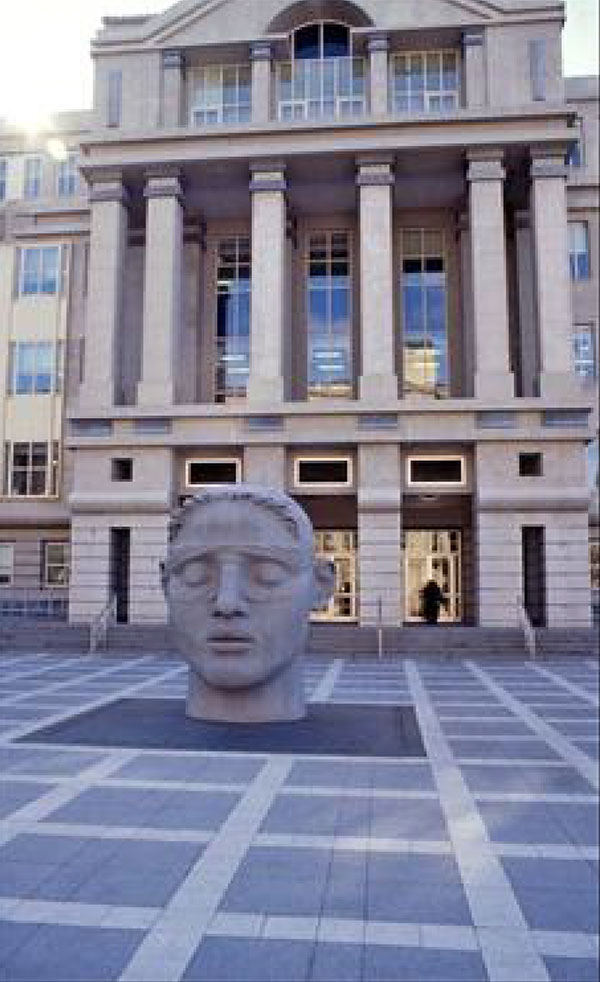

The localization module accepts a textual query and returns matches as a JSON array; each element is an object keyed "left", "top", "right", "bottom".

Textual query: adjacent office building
[{"left": 0, "top": 0, "right": 598, "bottom": 632}]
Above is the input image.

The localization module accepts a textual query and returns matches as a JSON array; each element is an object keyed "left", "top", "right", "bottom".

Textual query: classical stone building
[{"left": 0, "top": 0, "right": 598, "bottom": 633}]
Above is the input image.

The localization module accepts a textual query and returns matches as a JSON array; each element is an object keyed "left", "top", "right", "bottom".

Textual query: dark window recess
[
  {"left": 112, "top": 458, "right": 133, "bottom": 482},
  {"left": 519, "top": 453, "right": 543, "bottom": 477},
  {"left": 522, "top": 526, "right": 546, "bottom": 627},
  {"left": 297, "top": 459, "right": 349, "bottom": 484},
  {"left": 410, "top": 459, "right": 463, "bottom": 484},
  {"left": 188, "top": 461, "right": 238, "bottom": 485}
]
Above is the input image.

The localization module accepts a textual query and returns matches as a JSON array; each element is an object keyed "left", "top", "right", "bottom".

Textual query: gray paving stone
[
  {"left": 549, "top": 803, "right": 599, "bottom": 846},
  {"left": 363, "top": 945, "right": 487, "bottom": 981},
  {"left": 113, "top": 754, "right": 265, "bottom": 784},
  {"left": 0, "top": 834, "right": 92, "bottom": 866},
  {"left": 221, "top": 847, "right": 329, "bottom": 915},
  {"left": 0, "top": 781, "right": 53, "bottom": 819},
  {"left": 41, "top": 786, "right": 175, "bottom": 825},
  {"left": 367, "top": 878, "right": 472, "bottom": 925},
  {"left": 476, "top": 801, "right": 573, "bottom": 844},
  {"left": 183, "top": 938, "right": 314, "bottom": 981},
  {"left": 370, "top": 797, "right": 449, "bottom": 840},
  {"left": 461, "top": 764, "right": 594, "bottom": 794},
  {"left": 2, "top": 923, "right": 143, "bottom": 982},
  {"left": 501, "top": 856, "right": 598, "bottom": 893},
  {"left": 449, "top": 738, "right": 559, "bottom": 760},
  {"left": 141, "top": 789, "right": 240, "bottom": 830},
  {"left": 308, "top": 943, "right": 362, "bottom": 981},
  {"left": 0, "top": 920, "right": 40, "bottom": 965},
  {"left": 0, "top": 860, "right": 58, "bottom": 897},
  {"left": 543, "top": 956, "right": 600, "bottom": 981},
  {"left": 260, "top": 794, "right": 340, "bottom": 835},
  {"left": 514, "top": 886, "right": 598, "bottom": 932},
  {"left": 321, "top": 852, "right": 366, "bottom": 919}
]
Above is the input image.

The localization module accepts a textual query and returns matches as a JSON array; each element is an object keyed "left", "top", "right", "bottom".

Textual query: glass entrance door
[
  {"left": 312, "top": 530, "right": 358, "bottom": 621},
  {"left": 405, "top": 529, "right": 462, "bottom": 623}
]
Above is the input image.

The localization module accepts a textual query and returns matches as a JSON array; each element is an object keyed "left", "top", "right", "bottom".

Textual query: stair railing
[
  {"left": 89, "top": 594, "right": 117, "bottom": 654},
  {"left": 517, "top": 595, "right": 536, "bottom": 659}
]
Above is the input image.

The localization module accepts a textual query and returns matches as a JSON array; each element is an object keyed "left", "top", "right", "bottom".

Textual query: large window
[
  {"left": 0, "top": 543, "right": 14, "bottom": 586},
  {"left": 7, "top": 342, "right": 63, "bottom": 394},
  {"left": 19, "top": 247, "right": 60, "bottom": 296},
  {"left": 57, "top": 154, "right": 78, "bottom": 196},
  {"left": 0, "top": 158, "right": 6, "bottom": 201},
  {"left": 569, "top": 221, "right": 590, "bottom": 280},
  {"left": 312, "top": 530, "right": 358, "bottom": 622},
  {"left": 190, "top": 66, "right": 251, "bottom": 125},
  {"left": 306, "top": 231, "right": 353, "bottom": 397},
  {"left": 215, "top": 237, "right": 251, "bottom": 401},
  {"left": 42, "top": 542, "right": 70, "bottom": 586},
  {"left": 401, "top": 229, "right": 448, "bottom": 396},
  {"left": 4, "top": 442, "right": 59, "bottom": 497},
  {"left": 277, "top": 21, "right": 365, "bottom": 120},
  {"left": 391, "top": 51, "right": 460, "bottom": 114},
  {"left": 572, "top": 325, "right": 597, "bottom": 380},
  {"left": 23, "top": 156, "right": 42, "bottom": 199}
]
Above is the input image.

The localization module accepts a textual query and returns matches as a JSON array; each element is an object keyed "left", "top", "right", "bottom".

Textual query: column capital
[
  {"left": 144, "top": 168, "right": 184, "bottom": 202},
  {"left": 162, "top": 49, "right": 184, "bottom": 69},
  {"left": 462, "top": 28, "right": 485, "bottom": 47},
  {"left": 249, "top": 160, "right": 286, "bottom": 193},
  {"left": 530, "top": 147, "right": 568, "bottom": 180},
  {"left": 367, "top": 32, "right": 390, "bottom": 53},
  {"left": 466, "top": 149, "right": 505, "bottom": 183},
  {"left": 356, "top": 156, "right": 395, "bottom": 187},
  {"left": 250, "top": 41, "right": 272, "bottom": 62},
  {"left": 88, "top": 175, "right": 130, "bottom": 206}
]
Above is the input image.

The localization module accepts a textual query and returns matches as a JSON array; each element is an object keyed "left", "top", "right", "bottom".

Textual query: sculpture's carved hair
[{"left": 168, "top": 485, "right": 314, "bottom": 553}]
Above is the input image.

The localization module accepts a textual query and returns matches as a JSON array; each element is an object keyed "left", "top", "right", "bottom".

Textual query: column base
[
  {"left": 137, "top": 379, "right": 175, "bottom": 408},
  {"left": 246, "top": 376, "right": 284, "bottom": 405},
  {"left": 474, "top": 372, "right": 515, "bottom": 401},
  {"left": 359, "top": 373, "right": 399, "bottom": 404},
  {"left": 78, "top": 379, "right": 115, "bottom": 411},
  {"left": 539, "top": 372, "right": 584, "bottom": 401}
]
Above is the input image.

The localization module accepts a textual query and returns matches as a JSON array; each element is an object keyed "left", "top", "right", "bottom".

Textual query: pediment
[{"left": 127, "top": 0, "right": 561, "bottom": 50}]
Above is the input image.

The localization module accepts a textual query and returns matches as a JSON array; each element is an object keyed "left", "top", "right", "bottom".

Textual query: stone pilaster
[
  {"left": 243, "top": 445, "right": 285, "bottom": 487},
  {"left": 515, "top": 211, "right": 540, "bottom": 398},
  {"left": 530, "top": 150, "right": 579, "bottom": 400},
  {"left": 467, "top": 150, "right": 514, "bottom": 400},
  {"left": 137, "top": 169, "right": 183, "bottom": 408},
  {"left": 69, "top": 520, "right": 111, "bottom": 624},
  {"left": 247, "top": 162, "right": 286, "bottom": 404},
  {"left": 129, "top": 515, "right": 170, "bottom": 624},
  {"left": 357, "top": 158, "right": 398, "bottom": 403},
  {"left": 250, "top": 42, "right": 272, "bottom": 125},
  {"left": 357, "top": 444, "right": 402, "bottom": 626},
  {"left": 161, "top": 50, "right": 184, "bottom": 127},
  {"left": 462, "top": 29, "right": 487, "bottom": 108},
  {"left": 79, "top": 175, "right": 129, "bottom": 409},
  {"left": 367, "top": 33, "right": 390, "bottom": 116}
]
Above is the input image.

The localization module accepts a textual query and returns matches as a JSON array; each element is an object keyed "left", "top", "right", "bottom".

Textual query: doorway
[
  {"left": 110, "top": 527, "right": 130, "bottom": 624},
  {"left": 405, "top": 529, "right": 462, "bottom": 623},
  {"left": 312, "top": 530, "right": 358, "bottom": 621},
  {"left": 522, "top": 526, "right": 546, "bottom": 627}
]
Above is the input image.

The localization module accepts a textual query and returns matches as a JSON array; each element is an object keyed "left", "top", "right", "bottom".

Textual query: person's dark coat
[{"left": 420, "top": 580, "right": 446, "bottom": 624}]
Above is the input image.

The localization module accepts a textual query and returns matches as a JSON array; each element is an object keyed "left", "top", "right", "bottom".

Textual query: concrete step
[
  {"left": 308, "top": 624, "right": 528, "bottom": 657},
  {"left": 535, "top": 629, "right": 599, "bottom": 658},
  {"left": 0, "top": 621, "right": 90, "bottom": 653}
]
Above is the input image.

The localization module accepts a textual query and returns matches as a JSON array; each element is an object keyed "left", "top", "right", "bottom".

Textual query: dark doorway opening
[
  {"left": 522, "top": 526, "right": 546, "bottom": 627},
  {"left": 110, "top": 527, "right": 130, "bottom": 624}
]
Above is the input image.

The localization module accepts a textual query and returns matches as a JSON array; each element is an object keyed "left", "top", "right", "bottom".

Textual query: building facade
[{"left": 0, "top": 0, "right": 598, "bottom": 631}]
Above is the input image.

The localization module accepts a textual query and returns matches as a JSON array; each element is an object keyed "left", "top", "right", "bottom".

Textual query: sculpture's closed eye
[
  {"left": 179, "top": 560, "right": 211, "bottom": 587},
  {"left": 251, "top": 559, "right": 289, "bottom": 586}
]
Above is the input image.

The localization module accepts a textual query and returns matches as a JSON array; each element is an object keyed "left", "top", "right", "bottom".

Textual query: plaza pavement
[{"left": 0, "top": 651, "right": 598, "bottom": 982}]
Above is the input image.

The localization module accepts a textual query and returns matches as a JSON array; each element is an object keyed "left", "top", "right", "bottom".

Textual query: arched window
[
  {"left": 278, "top": 20, "right": 365, "bottom": 120},
  {"left": 294, "top": 22, "right": 350, "bottom": 59}
]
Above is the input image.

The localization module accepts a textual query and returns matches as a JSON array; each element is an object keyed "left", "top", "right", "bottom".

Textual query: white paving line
[
  {"left": 0, "top": 897, "right": 159, "bottom": 930},
  {"left": 467, "top": 663, "right": 599, "bottom": 792},
  {"left": 494, "top": 843, "right": 599, "bottom": 860},
  {"left": 528, "top": 664, "right": 600, "bottom": 708},
  {"left": 405, "top": 660, "right": 549, "bottom": 982},
  {"left": 309, "top": 659, "right": 349, "bottom": 702},
  {"left": 0, "top": 655, "right": 160, "bottom": 707},
  {"left": 119, "top": 756, "right": 293, "bottom": 982}
]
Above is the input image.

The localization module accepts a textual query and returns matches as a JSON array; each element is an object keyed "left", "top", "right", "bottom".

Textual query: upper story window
[
  {"left": 19, "top": 246, "right": 60, "bottom": 296},
  {"left": 57, "top": 154, "right": 78, "bottom": 196},
  {"left": 23, "top": 156, "right": 42, "bottom": 199},
  {"left": 567, "top": 120, "right": 584, "bottom": 168},
  {"left": 3, "top": 441, "right": 59, "bottom": 497},
  {"left": 391, "top": 51, "right": 460, "bottom": 114},
  {"left": 43, "top": 542, "right": 70, "bottom": 586},
  {"left": 0, "top": 158, "right": 6, "bottom": 201},
  {"left": 0, "top": 543, "right": 14, "bottom": 586},
  {"left": 568, "top": 221, "right": 590, "bottom": 280},
  {"left": 572, "top": 325, "right": 596, "bottom": 380},
  {"left": 215, "top": 237, "right": 251, "bottom": 402},
  {"left": 401, "top": 229, "right": 448, "bottom": 397},
  {"left": 278, "top": 21, "right": 365, "bottom": 121},
  {"left": 306, "top": 231, "right": 353, "bottom": 398},
  {"left": 190, "top": 65, "right": 251, "bottom": 126},
  {"left": 7, "top": 341, "right": 63, "bottom": 395}
]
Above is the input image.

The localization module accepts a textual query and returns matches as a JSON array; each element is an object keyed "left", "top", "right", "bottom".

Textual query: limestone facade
[{"left": 0, "top": 0, "right": 598, "bottom": 630}]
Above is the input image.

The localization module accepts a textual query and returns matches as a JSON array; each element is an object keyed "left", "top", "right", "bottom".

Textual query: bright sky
[{"left": 0, "top": 0, "right": 598, "bottom": 126}]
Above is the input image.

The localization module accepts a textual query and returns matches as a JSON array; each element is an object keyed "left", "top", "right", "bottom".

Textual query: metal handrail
[
  {"left": 517, "top": 595, "right": 537, "bottom": 658},
  {"left": 89, "top": 594, "right": 117, "bottom": 654}
]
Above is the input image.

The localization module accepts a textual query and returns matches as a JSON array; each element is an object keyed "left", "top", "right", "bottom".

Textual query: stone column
[
  {"left": 69, "top": 519, "right": 111, "bottom": 624},
  {"left": 137, "top": 169, "right": 183, "bottom": 407},
  {"left": 79, "top": 175, "right": 128, "bottom": 409},
  {"left": 530, "top": 150, "right": 579, "bottom": 400},
  {"left": 161, "top": 50, "right": 184, "bottom": 127},
  {"left": 251, "top": 42, "right": 272, "bottom": 124},
  {"left": 367, "top": 33, "right": 389, "bottom": 116},
  {"left": 247, "top": 162, "right": 286, "bottom": 404},
  {"left": 129, "top": 515, "right": 170, "bottom": 624},
  {"left": 357, "top": 444, "right": 402, "bottom": 625},
  {"left": 467, "top": 150, "right": 514, "bottom": 400},
  {"left": 357, "top": 158, "right": 398, "bottom": 402},
  {"left": 462, "top": 29, "right": 487, "bottom": 108}
]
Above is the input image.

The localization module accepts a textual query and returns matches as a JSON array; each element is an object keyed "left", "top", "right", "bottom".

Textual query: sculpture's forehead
[{"left": 177, "top": 499, "right": 299, "bottom": 550}]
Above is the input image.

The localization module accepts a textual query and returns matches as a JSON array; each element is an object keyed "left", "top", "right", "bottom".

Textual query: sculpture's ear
[{"left": 313, "top": 557, "right": 335, "bottom": 606}]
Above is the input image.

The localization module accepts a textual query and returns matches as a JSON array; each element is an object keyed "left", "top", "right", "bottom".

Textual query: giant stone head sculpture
[{"left": 162, "top": 486, "right": 335, "bottom": 722}]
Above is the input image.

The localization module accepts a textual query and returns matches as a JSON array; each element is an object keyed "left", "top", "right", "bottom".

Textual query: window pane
[
  {"left": 36, "top": 342, "right": 53, "bottom": 393},
  {"left": 295, "top": 24, "right": 320, "bottom": 60},
  {"left": 16, "top": 343, "right": 35, "bottom": 394},
  {"left": 41, "top": 248, "right": 58, "bottom": 293},
  {"left": 22, "top": 249, "right": 39, "bottom": 294},
  {"left": 323, "top": 23, "right": 349, "bottom": 58}
]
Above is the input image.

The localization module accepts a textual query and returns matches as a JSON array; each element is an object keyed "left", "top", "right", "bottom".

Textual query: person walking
[{"left": 420, "top": 579, "right": 446, "bottom": 625}]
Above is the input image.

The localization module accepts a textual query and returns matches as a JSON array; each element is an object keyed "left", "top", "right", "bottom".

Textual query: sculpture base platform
[{"left": 19, "top": 699, "right": 426, "bottom": 758}]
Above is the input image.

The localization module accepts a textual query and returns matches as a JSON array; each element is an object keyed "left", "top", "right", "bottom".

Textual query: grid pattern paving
[{"left": 0, "top": 652, "right": 597, "bottom": 981}]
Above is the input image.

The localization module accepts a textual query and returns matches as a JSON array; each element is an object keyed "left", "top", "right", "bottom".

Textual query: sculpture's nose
[{"left": 213, "top": 560, "right": 247, "bottom": 617}]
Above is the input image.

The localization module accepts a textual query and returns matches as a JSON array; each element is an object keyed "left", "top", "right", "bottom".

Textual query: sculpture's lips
[{"left": 206, "top": 632, "right": 256, "bottom": 650}]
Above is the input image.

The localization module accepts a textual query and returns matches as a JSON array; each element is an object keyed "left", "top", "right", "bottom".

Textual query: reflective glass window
[
  {"left": 215, "top": 237, "right": 251, "bottom": 401},
  {"left": 306, "top": 231, "right": 352, "bottom": 398},
  {"left": 401, "top": 229, "right": 448, "bottom": 396}
]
